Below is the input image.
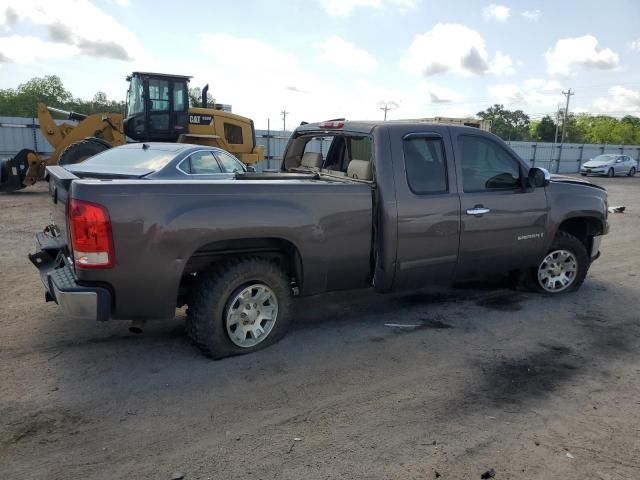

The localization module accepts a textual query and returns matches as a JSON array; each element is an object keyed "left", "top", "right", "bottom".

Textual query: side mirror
[
  {"left": 528, "top": 167, "right": 550, "bottom": 188},
  {"left": 246, "top": 166, "right": 256, "bottom": 172}
]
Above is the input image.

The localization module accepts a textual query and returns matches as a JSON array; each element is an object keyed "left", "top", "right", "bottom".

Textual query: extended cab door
[
  {"left": 451, "top": 132, "right": 548, "bottom": 278},
  {"left": 392, "top": 128, "right": 461, "bottom": 289}
]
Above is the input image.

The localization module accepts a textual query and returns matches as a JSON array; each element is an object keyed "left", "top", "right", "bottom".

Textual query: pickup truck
[{"left": 30, "top": 121, "right": 609, "bottom": 358}]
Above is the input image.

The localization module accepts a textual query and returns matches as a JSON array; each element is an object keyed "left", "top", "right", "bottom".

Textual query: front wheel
[
  {"left": 607, "top": 168, "right": 615, "bottom": 177},
  {"left": 527, "top": 232, "right": 589, "bottom": 294},
  {"left": 629, "top": 167, "right": 636, "bottom": 177},
  {"left": 187, "top": 258, "right": 293, "bottom": 359}
]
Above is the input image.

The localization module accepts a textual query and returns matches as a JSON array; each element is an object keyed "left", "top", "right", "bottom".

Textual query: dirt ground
[{"left": 1, "top": 176, "right": 639, "bottom": 480}]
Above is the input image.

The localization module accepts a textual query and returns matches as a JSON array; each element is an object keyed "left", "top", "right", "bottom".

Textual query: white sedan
[{"left": 580, "top": 154, "right": 637, "bottom": 177}]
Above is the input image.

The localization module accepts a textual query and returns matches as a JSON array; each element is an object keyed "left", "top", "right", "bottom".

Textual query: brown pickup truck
[{"left": 31, "top": 120, "right": 609, "bottom": 358}]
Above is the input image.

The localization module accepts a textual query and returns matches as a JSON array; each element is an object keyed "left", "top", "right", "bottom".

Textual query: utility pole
[
  {"left": 379, "top": 104, "right": 393, "bottom": 121},
  {"left": 554, "top": 104, "right": 561, "bottom": 144},
  {"left": 560, "top": 88, "right": 574, "bottom": 143},
  {"left": 281, "top": 109, "right": 289, "bottom": 133}
]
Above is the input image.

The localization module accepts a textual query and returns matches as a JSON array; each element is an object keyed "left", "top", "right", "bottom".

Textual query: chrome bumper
[{"left": 29, "top": 232, "right": 111, "bottom": 321}]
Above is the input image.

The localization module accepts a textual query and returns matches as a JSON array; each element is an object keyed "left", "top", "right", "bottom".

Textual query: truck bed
[{"left": 44, "top": 167, "right": 374, "bottom": 320}]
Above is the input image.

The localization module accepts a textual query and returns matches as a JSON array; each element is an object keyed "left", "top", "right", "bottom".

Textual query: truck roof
[{"left": 295, "top": 120, "right": 487, "bottom": 135}]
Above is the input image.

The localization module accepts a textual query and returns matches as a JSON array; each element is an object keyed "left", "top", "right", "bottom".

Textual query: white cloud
[
  {"left": 114, "top": 0, "right": 130, "bottom": 6},
  {"left": 316, "top": 35, "right": 378, "bottom": 74},
  {"left": 593, "top": 86, "right": 640, "bottom": 115},
  {"left": 482, "top": 4, "right": 510, "bottom": 22},
  {"left": 318, "top": 0, "right": 381, "bottom": 16},
  {"left": 419, "top": 81, "right": 464, "bottom": 104},
  {"left": 630, "top": 39, "right": 640, "bottom": 51},
  {"left": 400, "top": 23, "right": 515, "bottom": 77},
  {"left": 0, "top": 0, "right": 143, "bottom": 62},
  {"left": 522, "top": 78, "right": 562, "bottom": 92},
  {"left": 0, "top": 34, "right": 78, "bottom": 63},
  {"left": 490, "top": 51, "right": 515, "bottom": 75},
  {"left": 194, "top": 33, "right": 469, "bottom": 128},
  {"left": 546, "top": 35, "right": 619, "bottom": 76},
  {"left": 317, "top": 0, "right": 418, "bottom": 16},
  {"left": 488, "top": 80, "right": 563, "bottom": 108},
  {"left": 521, "top": 10, "right": 541, "bottom": 21}
]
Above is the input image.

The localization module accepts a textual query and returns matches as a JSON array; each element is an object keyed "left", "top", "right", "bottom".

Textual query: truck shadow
[{"left": 29, "top": 276, "right": 637, "bottom": 413}]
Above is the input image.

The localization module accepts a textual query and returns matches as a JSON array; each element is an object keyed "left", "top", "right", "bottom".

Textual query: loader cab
[{"left": 124, "top": 72, "right": 190, "bottom": 142}]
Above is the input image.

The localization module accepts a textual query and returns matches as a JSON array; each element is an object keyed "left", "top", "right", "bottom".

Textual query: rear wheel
[
  {"left": 187, "top": 257, "right": 293, "bottom": 359},
  {"left": 58, "top": 139, "right": 110, "bottom": 166},
  {"left": 527, "top": 232, "right": 589, "bottom": 294},
  {"left": 629, "top": 167, "right": 636, "bottom": 177},
  {"left": 607, "top": 168, "right": 615, "bottom": 177}
]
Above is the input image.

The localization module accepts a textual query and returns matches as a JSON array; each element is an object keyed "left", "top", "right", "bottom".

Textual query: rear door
[
  {"left": 452, "top": 132, "right": 548, "bottom": 278},
  {"left": 392, "top": 128, "right": 461, "bottom": 289}
]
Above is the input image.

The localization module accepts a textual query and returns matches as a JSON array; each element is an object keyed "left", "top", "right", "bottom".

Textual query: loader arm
[{"left": 15, "top": 103, "right": 129, "bottom": 186}]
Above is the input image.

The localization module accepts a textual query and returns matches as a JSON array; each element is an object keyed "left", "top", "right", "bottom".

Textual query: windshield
[
  {"left": 591, "top": 155, "right": 616, "bottom": 163},
  {"left": 80, "top": 147, "right": 176, "bottom": 171},
  {"left": 127, "top": 76, "right": 144, "bottom": 116}
]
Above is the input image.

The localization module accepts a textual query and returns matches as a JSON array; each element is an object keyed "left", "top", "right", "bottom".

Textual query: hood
[
  {"left": 550, "top": 174, "right": 606, "bottom": 191},
  {"left": 583, "top": 159, "right": 612, "bottom": 167}
]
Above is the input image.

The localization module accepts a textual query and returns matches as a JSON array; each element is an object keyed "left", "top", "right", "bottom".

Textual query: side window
[
  {"left": 224, "top": 123, "right": 243, "bottom": 144},
  {"left": 215, "top": 151, "right": 245, "bottom": 173},
  {"left": 403, "top": 136, "right": 448, "bottom": 194},
  {"left": 183, "top": 151, "right": 222, "bottom": 174},
  {"left": 458, "top": 135, "right": 521, "bottom": 192}
]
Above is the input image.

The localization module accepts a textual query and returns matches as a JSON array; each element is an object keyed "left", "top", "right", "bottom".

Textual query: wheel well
[
  {"left": 556, "top": 217, "right": 604, "bottom": 251},
  {"left": 179, "top": 238, "right": 302, "bottom": 301}
]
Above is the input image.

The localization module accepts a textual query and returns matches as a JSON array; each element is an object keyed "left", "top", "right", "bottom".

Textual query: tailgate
[{"left": 46, "top": 166, "right": 78, "bottom": 246}]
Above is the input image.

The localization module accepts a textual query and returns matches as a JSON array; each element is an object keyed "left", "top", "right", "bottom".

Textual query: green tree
[
  {"left": 189, "top": 86, "right": 215, "bottom": 107},
  {"left": 476, "top": 104, "right": 530, "bottom": 141},
  {"left": 530, "top": 115, "right": 557, "bottom": 142},
  {"left": 0, "top": 75, "right": 73, "bottom": 116}
]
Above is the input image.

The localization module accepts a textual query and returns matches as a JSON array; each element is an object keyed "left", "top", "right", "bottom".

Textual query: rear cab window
[{"left": 287, "top": 133, "right": 374, "bottom": 181}]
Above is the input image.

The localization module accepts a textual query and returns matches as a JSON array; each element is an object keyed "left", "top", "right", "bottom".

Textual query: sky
[{"left": 0, "top": 0, "right": 639, "bottom": 129}]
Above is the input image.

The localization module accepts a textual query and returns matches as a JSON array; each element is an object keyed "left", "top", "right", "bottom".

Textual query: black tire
[
  {"left": 527, "top": 231, "right": 589, "bottom": 294},
  {"left": 187, "top": 257, "right": 293, "bottom": 359},
  {"left": 58, "top": 139, "right": 110, "bottom": 166},
  {"left": 629, "top": 167, "right": 636, "bottom": 177},
  {"left": 580, "top": 173, "right": 587, "bottom": 176},
  {"left": 607, "top": 168, "right": 615, "bottom": 177}
]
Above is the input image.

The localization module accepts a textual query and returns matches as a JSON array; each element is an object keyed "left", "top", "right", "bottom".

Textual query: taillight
[{"left": 68, "top": 199, "right": 115, "bottom": 268}]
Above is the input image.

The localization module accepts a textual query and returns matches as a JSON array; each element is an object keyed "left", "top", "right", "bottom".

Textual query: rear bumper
[{"left": 29, "top": 232, "right": 111, "bottom": 321}]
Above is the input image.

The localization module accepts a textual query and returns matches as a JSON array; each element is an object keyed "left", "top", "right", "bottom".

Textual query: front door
[
  {"left": 393, "top": 131, "right": 461, "bottom": 289},
  {"left": 452, "top": 133, "right": 548, "bottom": 279},
  {"left": 146, "top": 77, "right": 171, "bottom": 137}
]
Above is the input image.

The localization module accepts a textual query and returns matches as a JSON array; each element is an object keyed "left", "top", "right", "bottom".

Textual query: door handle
[{"left": 466, "top": 206, "right": 491, "bottom": 216}]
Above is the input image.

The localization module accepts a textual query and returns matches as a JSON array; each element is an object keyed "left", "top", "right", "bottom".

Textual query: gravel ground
[{"left": 1, "top": 176, "right": 639, "bottom": 480}]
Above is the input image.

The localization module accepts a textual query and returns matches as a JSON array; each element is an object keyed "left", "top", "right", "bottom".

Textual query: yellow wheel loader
[{"left": 0, "top": 72, "right": 264, "bottom": 192}]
